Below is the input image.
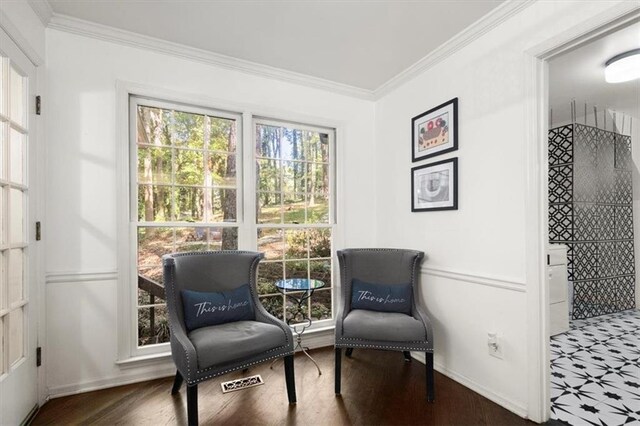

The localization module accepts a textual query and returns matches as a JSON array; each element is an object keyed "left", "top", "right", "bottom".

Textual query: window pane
[
  {"left": 175, "top": 186, "right": 204, "bottom": 222},
  {"left": 308, "top": 162, "right": 329, "bottom": 194},
  {"left": 258, "top": 228, "right": 283, "bottom": 260},
  {"left": 259, "top": 295, "right": 284, "bottom": 320},
  {"left": 0, "top": 316, "right": 4, "bottom": 374},
  {"left": 8, "top": 249, "right": 23, "bottom": 305},
  {"left": 304, "top": 131, "right": 329, "bottom": 163},
  {"left": 0, "top": 122, "right": 5, "bottom": 179},
  {"left": 285, "top": 229, "right": 307, "bottom": 259},
  {"left": 307, "top": 192, "right": 329, "bottom": 224},
  {"left": 175, "top": 226, "right": 210, "bottom": 253},
  {"left": 283, "top": 193, "right": 305, "bottom": 224},
  {"left": 257, "top": 192, "right": 282, "bottom": 224},
  {"left": 310, "top": 289, "right": 332, "bottom": 321},
  {"left": 138, "top": 306, "right": 169, "bottom": 346},
  {"left": 170, "top": 111, "right": 204, "bottom": 148},
  {"left": 257, "top": 261, "right": 283, "bottom": 295},
  {"left": 0, "top": 251, "right": 4, "bottom": 309},
  {"left": 281, "top": 161, "right": 298, "bottom": 193},
  {"left": 138, "top": 185, "right": 173, "bottom": 222},
  {"left": 208, "top": 117, "right": 236, "bottom": 152},
  {"left": 9, "top": 189, "right": 24, "bottom": 244},
  {"left": 175, "top": 149, "right": 204, "bottom": 185},
  {"left": 281, "top": 129, "right": 305, "bottom": 161},
  {"left": 257, "top": 159, "right": 280, "bottom": 192},
  {"left": 137, "top": 147, "right": 172, "bottom": 184},
  {"left": 8, "top": 308, "right": 23, "bottom": 366},
  {"left": 209, "top": 188, "right": 236, "bottom": 222},
  {"left": 137, "top": 106, "right": 170, "bottom": 146},
  {"left": 309, "top": 259, "right": 331, "bottom": 283},
  {"left": 10, "top": 66, "right": 25, "bottom": 125},
  {"left": 285, "top": 259, "right": 308, "bottom": 279},
  {"left": 138, "top": 227, "right": 174, "bottom": 284},
  {"left": 10, "top": 128, "right": 24, "bottom": 185},
  {"left": 209, "top": 153, "right": 236, "bottom": 186},
  {"left": 309, "top": 228, "right": 331, "bottom": 258},
  {"left": 255, "top": 124, "right": 281, "bottom": 158}
]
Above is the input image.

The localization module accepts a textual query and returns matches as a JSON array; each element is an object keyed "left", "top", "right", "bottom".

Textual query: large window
[
  {"left": 255, "top": 121, "right": 334, "bottom": 324},
  {"left": 128, "top": 96, "right": 336, "bottom": 351},
  {"left": 132, "top": 97, "right": 240, "bottom": 347}
]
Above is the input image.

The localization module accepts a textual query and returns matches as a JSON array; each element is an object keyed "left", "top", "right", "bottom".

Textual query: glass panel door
[{"left": 0, "top": 28, "right": 38, "bottom": 425}]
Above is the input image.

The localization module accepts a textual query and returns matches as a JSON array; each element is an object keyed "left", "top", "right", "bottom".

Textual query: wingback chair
[
  {"left": 334, "top": 248, "right": 434, "bottom": 401},
  {"left": 163, "top": 251, "right": 296, "bottom": 425}
]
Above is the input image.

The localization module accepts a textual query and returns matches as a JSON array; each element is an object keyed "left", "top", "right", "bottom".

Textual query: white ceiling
[
  {"left": 549, "top": 21, "right": 640, "bottom": 127},
  {"left": 46, "top": 0, "right": 504, "bottom": 91}
]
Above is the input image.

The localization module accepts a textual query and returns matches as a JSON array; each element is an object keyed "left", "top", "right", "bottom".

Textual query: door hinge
[
  {"left": 35, "top": 95, "right": 41, "bottom": 115},
  {"left": 36, "top": 347, "right": 42, "bottom": 367},
  {"left": 36, "top": 221, "right": 41, "bottom": 241}
]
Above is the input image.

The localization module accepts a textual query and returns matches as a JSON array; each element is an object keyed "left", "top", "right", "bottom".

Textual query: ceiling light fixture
[{"left": 605, "top": 48, "right": 640, "bottom": 83}]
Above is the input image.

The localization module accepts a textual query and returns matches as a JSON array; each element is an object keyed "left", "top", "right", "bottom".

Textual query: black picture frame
[
  {"left": 411, "top": 157, "right": 458, "bottom": 212},
  {"left": 411, "top": 97, "right": 458, "bottom": 162}
]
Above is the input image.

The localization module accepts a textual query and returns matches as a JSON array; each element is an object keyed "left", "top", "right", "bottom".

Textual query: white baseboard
[
  {"left": 411, "top": 352, "right": 528, "bottom": 419},
  {"left": 48, "top": 363, "right": 176, "bottom": 399}
]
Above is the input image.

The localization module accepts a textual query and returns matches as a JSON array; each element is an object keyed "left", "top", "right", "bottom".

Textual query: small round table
[{"left": 275, "top": 278, "right": 325, "bottom": 375}]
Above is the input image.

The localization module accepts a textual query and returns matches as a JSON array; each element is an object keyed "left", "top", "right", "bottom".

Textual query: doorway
[{"left": 546, "top": 21, "right": 639, "bottom": 424}]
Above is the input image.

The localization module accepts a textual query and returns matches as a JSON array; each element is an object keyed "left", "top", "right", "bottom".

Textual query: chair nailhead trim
[{"left": 189, "top": 350, "right": 295, "bottom": 385}]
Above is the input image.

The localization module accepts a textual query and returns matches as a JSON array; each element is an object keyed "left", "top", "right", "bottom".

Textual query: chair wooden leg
[
  {"left": 284, "top": 355, "right": 297, "bottom": 404},
  {"left": 335, "top": 347, "right": 342, "bottom": 395},
  {"left": 171, "top": 370, "right": 183, "bottom": 394},
  {"left": 426, "top": 352, "right": 435, "bottom": 402},
  {"left": 187, "top": 384, "right": 198, "bottom": 425},
  {"left": 345, "top": 347, "right": 353, "bottom": 357},
  {"left": 403, "top": 351, "right": 412, "bottom": 362}
]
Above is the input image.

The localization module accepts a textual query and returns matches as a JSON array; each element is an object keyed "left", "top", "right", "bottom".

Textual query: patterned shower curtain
[{"left": 549, "top": 123, "right": 636, "bottom": 320}]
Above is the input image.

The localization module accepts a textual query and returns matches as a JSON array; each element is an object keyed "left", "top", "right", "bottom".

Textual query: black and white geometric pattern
[
  {"left": 550, "top": 309, "right": 640, "bottom": 426},
  {"left": 548, "top": 124, "right": 636, "bottom": 319}
]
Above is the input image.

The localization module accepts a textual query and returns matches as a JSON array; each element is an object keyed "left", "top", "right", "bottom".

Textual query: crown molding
[
  {"left": 42, "top": 0, "right": 536, "bottom": 101},
  {"left": 27, "top": 0, "right": 53, "bottom": 27},
  {"left": 47, "top": 13, "right": 375, "bottom": 101},
  {"left": 373, "top": 0, "right": 537, "bottom": 99}
]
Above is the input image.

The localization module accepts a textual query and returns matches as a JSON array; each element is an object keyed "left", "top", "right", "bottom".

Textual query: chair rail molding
[
  {"left": 45, "top": 270, "right": 118, "bottom": 284},
  {"left": 421, "top": 266, "right": 525, "bottom": 293}
]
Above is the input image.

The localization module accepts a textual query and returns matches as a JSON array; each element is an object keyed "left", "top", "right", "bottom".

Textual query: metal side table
[{"left": 274, "top": 278, "right": 325, "bottom": 375}]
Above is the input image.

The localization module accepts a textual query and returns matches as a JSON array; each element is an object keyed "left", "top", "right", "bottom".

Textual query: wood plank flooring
[{"left": 33, "top": 347, "right": 534, "bottom": 425}]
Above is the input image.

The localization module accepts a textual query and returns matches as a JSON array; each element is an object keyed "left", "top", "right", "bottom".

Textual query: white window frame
[
  {"left": 116, "top": 83, "right": 343, "bottom": 362},
  {"left": 253, "top": 117, "right": 337, "bottom": 330}
]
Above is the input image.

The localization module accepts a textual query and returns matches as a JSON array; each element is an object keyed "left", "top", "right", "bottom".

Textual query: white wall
[
  {"left": 44, "top": 28, "right": 376, "bottom": 395},
  {"left": 374, "top": 0, "right": 630, "bottom": 418}
]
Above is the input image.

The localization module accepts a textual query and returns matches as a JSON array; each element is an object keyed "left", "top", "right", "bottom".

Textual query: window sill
[{"left": 116, "top": 352, "right": 173, "bottom": 369}]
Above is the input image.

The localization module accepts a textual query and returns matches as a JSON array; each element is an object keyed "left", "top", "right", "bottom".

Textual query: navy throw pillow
[
  {"left": 181, "top": 284, "right": 255, "bottom": 332},
  {"left": 351, "top": 279, "right": 412, "bottom": 314}
]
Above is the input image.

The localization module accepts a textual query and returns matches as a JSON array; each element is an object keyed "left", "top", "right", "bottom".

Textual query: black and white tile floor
[{"left": 550, "top": 309, "right": 640, "bottom": 425}]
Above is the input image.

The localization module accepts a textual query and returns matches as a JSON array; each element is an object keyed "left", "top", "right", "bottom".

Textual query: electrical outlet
[{"left": 487, "top": 332, "right": 503, "bottom": 359}]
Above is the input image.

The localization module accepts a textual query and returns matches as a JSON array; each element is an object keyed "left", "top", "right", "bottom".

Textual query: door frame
[{"left": 524, "top": 3, "right": 640, "bottom": 423}]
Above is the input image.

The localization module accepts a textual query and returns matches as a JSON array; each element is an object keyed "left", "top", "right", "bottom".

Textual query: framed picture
[
  {"left": 411, "top": 97, "right": 458, "bottom": 162},
  {"left": 411, "top": 157, "right": 458, "bottom": 212}
]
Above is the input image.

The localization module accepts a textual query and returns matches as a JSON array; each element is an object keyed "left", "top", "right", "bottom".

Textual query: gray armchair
[
  {"left": 163, "top": 251, "right": 296, "bottom": 425},
  {"left": 334, "top": 248, "right": 434, "bottom": 401}
]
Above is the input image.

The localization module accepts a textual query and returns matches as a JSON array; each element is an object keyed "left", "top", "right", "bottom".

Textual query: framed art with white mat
[{"left": 411, "top": 157, "right": 458, "bottom": 212}]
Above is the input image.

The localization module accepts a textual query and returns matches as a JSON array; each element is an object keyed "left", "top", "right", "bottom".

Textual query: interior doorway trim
[{"left": 524, "top": 3, "right": 640, "bottom": 423}]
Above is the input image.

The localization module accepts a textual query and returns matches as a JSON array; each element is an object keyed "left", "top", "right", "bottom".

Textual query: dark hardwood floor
[{"left": 33, "top": 347, "right": 534, "bottom": 425}]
